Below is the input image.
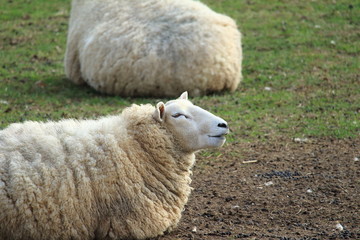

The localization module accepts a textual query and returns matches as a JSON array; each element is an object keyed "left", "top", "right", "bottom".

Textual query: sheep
[
  {"left": 0, "top": 92, "right": 229, "bottom": 240},
  {"left": 64, "top": 0, "right": 242, "bottom": 97}
]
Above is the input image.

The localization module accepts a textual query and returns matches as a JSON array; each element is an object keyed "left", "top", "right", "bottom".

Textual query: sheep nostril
[{"left": 218, "top": 123, "right": 228, "bottom": 129}]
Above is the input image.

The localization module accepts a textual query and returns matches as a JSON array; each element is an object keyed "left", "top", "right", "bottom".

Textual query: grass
[{"left": 0, "top": 0, "right": 359, "bottom": 143}]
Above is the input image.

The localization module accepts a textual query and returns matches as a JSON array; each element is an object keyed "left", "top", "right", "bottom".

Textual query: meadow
[{"left": 1, "top": 0, "right": 359, "bottom": 140}]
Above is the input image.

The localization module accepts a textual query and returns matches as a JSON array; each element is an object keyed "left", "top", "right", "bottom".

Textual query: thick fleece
[
  {"left": 64, "top": 0, "right": 242, "bottom": 97},
  {"left": 0, "top": 105, "right": 194, "bottom": 240}
]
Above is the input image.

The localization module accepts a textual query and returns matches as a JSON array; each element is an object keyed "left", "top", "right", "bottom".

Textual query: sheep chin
[{"left": 205, "top": 135, "right": 227, "bottom": 148}]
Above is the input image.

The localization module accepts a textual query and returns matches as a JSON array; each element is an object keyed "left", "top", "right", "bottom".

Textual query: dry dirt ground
[{"left": 156, "top": 137, "right": 359, "bottom": 240}]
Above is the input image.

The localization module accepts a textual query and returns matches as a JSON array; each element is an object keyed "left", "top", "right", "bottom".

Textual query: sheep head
[{"left": 153, "top": 92, "right": 229, "bottom": 152}]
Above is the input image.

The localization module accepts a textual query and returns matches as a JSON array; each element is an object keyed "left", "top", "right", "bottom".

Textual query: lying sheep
[
  {"left": 0, "top": 92, "right": 229, "bottom": 240},
  {"left": 64, "top": 0, "right": 242, "bottom": 97}
]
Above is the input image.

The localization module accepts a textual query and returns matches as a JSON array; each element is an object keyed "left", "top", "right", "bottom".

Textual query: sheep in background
[
  {"left": 0, "top": 92, "right": 229, "bottom": 240},
  {"left": 64, "top": 0, "right": 242, "bottom": 97}
]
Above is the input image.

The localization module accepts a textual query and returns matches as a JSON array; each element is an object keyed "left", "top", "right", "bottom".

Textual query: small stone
[
  {"left": 264, "top": 181, "right": 274, "bottom": 186},
  {"left": 335, "top": 222, "right": 344, "bottom": 231},
  {"left": 294, "top": 137, "right": 308, "bottom": 143},
  {"left": 264, "top": 86, "right": 272, "bottom": 91}
]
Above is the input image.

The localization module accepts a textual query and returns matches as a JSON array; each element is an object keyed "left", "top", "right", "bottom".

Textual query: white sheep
[
  {"left": 0, "top": 92, "right": 229, "bottom": 240},
  {"left": 64, "top": 0, "right": 242, "bottom": 97}
]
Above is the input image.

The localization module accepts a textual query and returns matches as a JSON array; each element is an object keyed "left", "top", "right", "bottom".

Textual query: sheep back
[
  {"left": 64, "top": 0, "right": 242, "bottom": 97},
  {"left": 0, "top": 104, "right": 195, "bottom": 240}
]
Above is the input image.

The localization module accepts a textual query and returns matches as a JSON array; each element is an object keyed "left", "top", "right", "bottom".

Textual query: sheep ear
[
  {"left": 153, "top": 102, "right": 166, "bottom": 122},
  {"left": 179, "top": 91, "right": 188, "bottom": 100}
]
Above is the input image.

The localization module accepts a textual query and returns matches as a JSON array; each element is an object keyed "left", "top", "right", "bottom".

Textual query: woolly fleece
[
  {"left": 0, "top": 104, "right": 195, "bottom": 240},
  {"left": 64, "top": 0, "right": 242, "bottom": 97}
]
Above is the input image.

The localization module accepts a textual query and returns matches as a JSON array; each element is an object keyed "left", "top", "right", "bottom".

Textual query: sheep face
[{"left": 153, "top": 92, "right": 229, "bottom": 152}]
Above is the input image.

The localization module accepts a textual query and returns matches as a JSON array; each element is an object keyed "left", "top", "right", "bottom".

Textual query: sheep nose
[{"left": 218, "top": 122, "right": 228, "bottom": 129}]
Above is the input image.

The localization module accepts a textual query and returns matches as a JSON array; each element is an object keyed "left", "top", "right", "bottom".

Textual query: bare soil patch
[{"left": 157, "top": 137, "right": 360, "bottom": 240}]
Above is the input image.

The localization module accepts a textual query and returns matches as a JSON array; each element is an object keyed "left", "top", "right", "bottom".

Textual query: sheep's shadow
[{"left": 33, "top": 74, "right": 155, "bottom": 105}]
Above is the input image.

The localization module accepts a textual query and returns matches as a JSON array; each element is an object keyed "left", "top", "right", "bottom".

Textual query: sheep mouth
[{"left": 208, "top": 133, "right": 228, "bottom": 138}]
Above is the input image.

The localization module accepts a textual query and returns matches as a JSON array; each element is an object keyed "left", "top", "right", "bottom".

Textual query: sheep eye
[{"left": 172, "top": 113, "right": 187, "bottom": 118}]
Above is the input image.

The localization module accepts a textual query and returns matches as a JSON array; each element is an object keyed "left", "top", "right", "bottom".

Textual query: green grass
[{"left": 1, "top": 0, "right": 359, "bottom": 142}]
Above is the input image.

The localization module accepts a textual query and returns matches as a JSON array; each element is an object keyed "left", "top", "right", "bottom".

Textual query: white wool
[
  {"left": 64, "top": 0, "right": 243, "bottom": 97},
  {"left": 0, "top": 92, "right": 229, "bottom": 239}
]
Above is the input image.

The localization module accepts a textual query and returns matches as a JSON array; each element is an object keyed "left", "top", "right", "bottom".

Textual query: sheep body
[
  {"left": 0, "top": 93, "right": 229, "bottom": 240},
  {"left": 0, "top": 105, "right": 194, "bottom": 240},
  {"left": 64, "top": 0, "right": 242, "bottom": 97}
]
